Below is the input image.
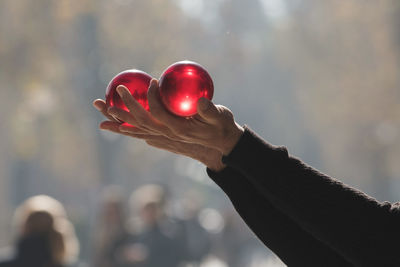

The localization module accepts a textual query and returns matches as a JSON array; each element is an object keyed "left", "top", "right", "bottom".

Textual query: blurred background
[{"left": 0, "top": 0, "right": 399, "bottom": 266}]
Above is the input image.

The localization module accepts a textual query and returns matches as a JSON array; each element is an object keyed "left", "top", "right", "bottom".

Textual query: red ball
[
  {"left": 159, "top": 61, "right": 214, "bottom": 117},
  {"left": 106, "top": 69, "right": 152, "bottom": 112}
]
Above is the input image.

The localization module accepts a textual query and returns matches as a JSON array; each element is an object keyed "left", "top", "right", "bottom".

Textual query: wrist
[
  {"left": 220, "top": 123, "right": 244, "bottom": 155},
  {"left": 202, "top": 150, "right": 226, "bottom": 172}
]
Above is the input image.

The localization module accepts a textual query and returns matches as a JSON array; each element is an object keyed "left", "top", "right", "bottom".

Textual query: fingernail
[
  {"left": 116, "top": 85, "right": 125, "bottom": 96},
  {"left": 93, "top": 104, "right": 102, "bottom": 111},
  {"left": 148, "top": 79, "right": 157, "bottom": 90}
]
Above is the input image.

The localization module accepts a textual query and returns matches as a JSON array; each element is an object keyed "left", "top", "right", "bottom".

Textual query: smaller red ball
[
  {"left": 159, "top": 61, "right": 214, "bottom": 117},
  {"left": 106, "top": 69, "right": 152, "bottom": 112}
]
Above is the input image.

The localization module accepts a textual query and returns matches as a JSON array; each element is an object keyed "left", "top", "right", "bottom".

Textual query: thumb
[{"left": 197, "top": 97, "right": 219, "bottom": 122}]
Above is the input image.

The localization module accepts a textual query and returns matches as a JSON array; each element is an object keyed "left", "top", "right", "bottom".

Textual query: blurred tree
[{"left": 276, "top": 0, "right": 400, "bottom": 200}]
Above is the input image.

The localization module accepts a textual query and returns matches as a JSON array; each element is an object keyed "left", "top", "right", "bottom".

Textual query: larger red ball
[
  {"left": 106, "top": 69, "right": 152, "bottom": 111},
  {"left": 159, "top": 61, "right": 214, "bottom": 117}
]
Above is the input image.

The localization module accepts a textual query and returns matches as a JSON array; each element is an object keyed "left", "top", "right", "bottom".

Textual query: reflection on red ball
[
  {"left": 159, "top": 61, "right": 214, "bottom": 117},
  {"left": 106, "top": 70, "right": 152, "bottom": 111}
]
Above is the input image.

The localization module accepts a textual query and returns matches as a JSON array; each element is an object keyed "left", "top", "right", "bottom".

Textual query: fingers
[
  {"left": 118, "top": 123, "right": 154, "bottom": 135},
  {"left": 100, "top": 120, "right": 155, "bottom": 139},
  {"left": 147, "top": 79, "right": 186, "bottom": 133},
  {"left": 93, "top": 99, "right": 105, "bottom": 111},
  {"left": 99, "top": 121, "right": 121, "bottom": 132},
  {"left": 99, "top": 120, "right": 208, "bottom": 165},
  {"left": 196, "top": 97, "right": 220, "bottom": 123},
  {"left": 116, "top": 82, "right": 175, "bottom": 136},
  {"left": 108, "top": 107, "right": 140, "bottom": 127},
  {"left": 100, "top": 121, "right": 138, "bottom": 138},
  {"left": 93, "top": 99, "right": 118, "bottom": 122},
  {"left": 116, "top": 85, "right": 147, "bottom": 119}
]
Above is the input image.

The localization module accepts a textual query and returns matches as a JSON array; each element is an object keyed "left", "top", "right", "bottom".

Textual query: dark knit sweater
[{"left": 207, "top": 127, "right": 400, "bottom": 267}]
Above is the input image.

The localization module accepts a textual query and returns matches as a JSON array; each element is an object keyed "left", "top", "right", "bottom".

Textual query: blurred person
[
  {"left": 0, "top": 195, "right": 79, "bottom": 267},
  {"left": 92, "top": 186, "right": 127, "bottom": 267},
  {"left": 109, "top": 184, "right": 189, "bottom": 267},
  {"left": 93, "top": 80, "right": 400, "bottom": 266},
  {"left": 177, "top": 191, "right": 211, "bottom": 265}
]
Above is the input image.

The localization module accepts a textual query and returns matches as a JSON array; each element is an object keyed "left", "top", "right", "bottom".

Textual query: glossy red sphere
[
  {"left": 106, "top": 69, "right": 152, "bottom": 111},
  {"left": 159, "top": 61, "right": 214, "bottom": 117}
]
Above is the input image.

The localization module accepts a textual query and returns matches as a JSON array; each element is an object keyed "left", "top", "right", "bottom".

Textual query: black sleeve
[
  {"left": 207, "top": 166, "right": 353, "bottom": 267},
  {"left": 222, "top": 126, "right": 400, "bottom": 267}
]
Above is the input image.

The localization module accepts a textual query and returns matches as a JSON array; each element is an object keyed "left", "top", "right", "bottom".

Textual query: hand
[
  {"left": 109, "top": 79, "right": 244, "bottom": 155},
  {"left": 92, "top": 92, "right": 226, "bottom": 171},
  {"left": 136, "top": 135, "right": 226, "bottom": 172},
  {"left": 93, "top": 98, "right": 166, "bottom": 137}
]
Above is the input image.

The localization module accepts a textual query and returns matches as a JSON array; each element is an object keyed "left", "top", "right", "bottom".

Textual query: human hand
[
  {"left": 92, "top": 90, "right": 226, "bottom": 171},
  {"left": 93, "top": 97, "right": 170, "bottom": 137},
  {"left": 108, "top": 79, "right": 244, "bottom": 155},
  {"left": 136, "top": 134, "right": 226, "bottom": 171}
]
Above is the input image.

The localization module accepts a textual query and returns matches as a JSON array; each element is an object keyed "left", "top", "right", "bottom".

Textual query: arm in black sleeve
[
  {"left": 222, "top": 126, "right": 400, "bottom": 267},
  {"left": 207, "top": 166, "right": 353, "bottom": 267}
]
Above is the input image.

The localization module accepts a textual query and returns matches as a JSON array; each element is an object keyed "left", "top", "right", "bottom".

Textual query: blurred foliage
[{"left": 276, "top": 1, "right": 400, "bottom": 197}]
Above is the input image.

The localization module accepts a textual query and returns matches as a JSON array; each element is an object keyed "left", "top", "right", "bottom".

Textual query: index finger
[
  {"left": 116, "top": 85, "right": 148, "bottom": 120},
  {"left": 147, "top": 79, "right": 186, "bottom": 132},
  {"left": 117, "top": 83, "right": 175, "bottom": 136}
]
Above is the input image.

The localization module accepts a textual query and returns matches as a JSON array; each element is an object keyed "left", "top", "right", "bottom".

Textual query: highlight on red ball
[
  {"left": 159, "top": 60, "right": 214, "bottom": 117},
  {"left": 105, "top": 69, "right": 152, "bottom": 112}
]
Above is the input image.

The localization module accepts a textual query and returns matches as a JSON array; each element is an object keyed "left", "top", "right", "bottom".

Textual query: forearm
[
  {"left": 207, "top": 166, "right": 353, "bottom": 267},
  {"left": 222, "top": 126, "right": 400, "bottom": 266}
]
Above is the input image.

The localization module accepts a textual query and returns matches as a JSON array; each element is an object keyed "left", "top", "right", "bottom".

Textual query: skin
[{"left": 93, "top": 79, "right": 244, "bottom": 172}]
